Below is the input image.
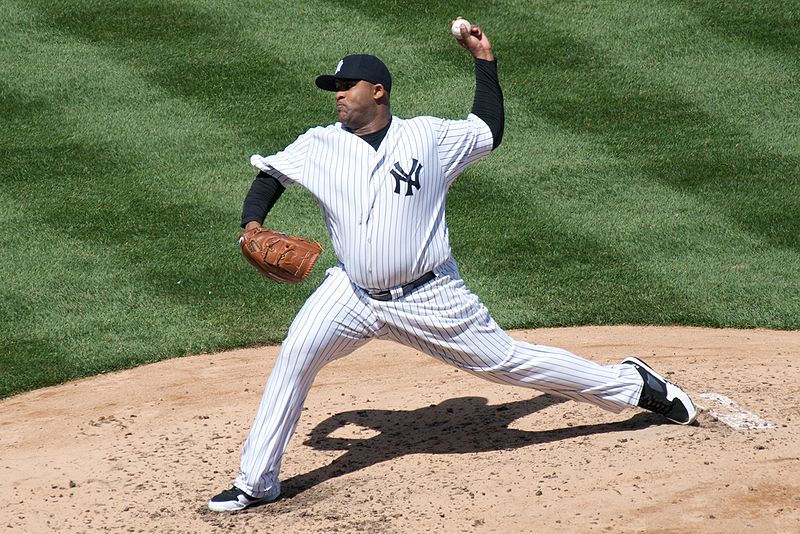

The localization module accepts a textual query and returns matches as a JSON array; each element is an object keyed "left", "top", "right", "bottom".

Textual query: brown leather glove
[{"left": 239, "top": 227, "right": 323, "bottom": 284}]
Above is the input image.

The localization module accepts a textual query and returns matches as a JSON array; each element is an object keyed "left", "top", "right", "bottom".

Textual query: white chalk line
[{"left": 695, "top": 392, "right": 776, "bottom": 430}]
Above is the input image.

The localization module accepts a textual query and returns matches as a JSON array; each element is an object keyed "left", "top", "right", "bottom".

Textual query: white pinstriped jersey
[{"left": 250, "top": 113, "right": 493, "bottom": 290}]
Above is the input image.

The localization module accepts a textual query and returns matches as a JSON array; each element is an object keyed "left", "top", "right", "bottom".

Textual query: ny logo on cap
[{"left": 335, "top": 59, "right": 344, "bottom": 75}]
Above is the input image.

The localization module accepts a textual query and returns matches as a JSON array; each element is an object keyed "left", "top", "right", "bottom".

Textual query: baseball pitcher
[{"left": 209, "top": 17, "right": 696, "bottom": 512}]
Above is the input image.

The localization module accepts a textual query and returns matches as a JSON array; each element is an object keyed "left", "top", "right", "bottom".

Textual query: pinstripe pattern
[
  {"left": 250, "top": 114, "right": 492, "bottom": 290},
  {"left": 376, "top": 260, "right": 641, "bottom": 412},
  {"left": 234, "top": 113, "right": 645, "bottom": 499},
  {"left": 236, "top": 267, "right": 375, "bottom": 498},
  {"left": 234, "top": 262, "right": 643, "bottom": 498}
]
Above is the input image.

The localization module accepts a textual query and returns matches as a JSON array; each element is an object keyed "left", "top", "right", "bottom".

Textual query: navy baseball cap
[{"left": 315, "top": 54, "right": 392, "bottom": 93}]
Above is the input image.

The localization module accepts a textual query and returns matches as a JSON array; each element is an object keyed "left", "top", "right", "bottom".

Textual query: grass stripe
[{"left": 1, "top": 0, "right": 798, "bottom": 397}]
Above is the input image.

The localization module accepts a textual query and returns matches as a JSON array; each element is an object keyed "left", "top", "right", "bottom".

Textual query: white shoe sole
[{"left": 208, "top": 493, "right": 271, "bottom": 512}]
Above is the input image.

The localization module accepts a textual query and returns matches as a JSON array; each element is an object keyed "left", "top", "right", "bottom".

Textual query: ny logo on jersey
[{"left": 390, "top": 159, "right": 422, "bottom": 196}]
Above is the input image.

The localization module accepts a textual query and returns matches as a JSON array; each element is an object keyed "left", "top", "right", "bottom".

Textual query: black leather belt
[{"left": 366, "top": 271, "right": 436, "bottom": 301}]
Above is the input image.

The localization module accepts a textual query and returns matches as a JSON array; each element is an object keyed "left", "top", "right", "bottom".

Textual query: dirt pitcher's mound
[{"left": 1, "top": 326, "right": 799, "bottom": 533}]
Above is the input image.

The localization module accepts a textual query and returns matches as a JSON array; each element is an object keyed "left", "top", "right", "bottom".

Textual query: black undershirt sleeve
[
  {"left": 471, "top": 59, "right": 505, "bottom": 149},
  {"left": 240, "top": 170, "right": 286, "bottom": 228}
]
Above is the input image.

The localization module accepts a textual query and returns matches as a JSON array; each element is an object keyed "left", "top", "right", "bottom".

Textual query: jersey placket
[{"left": 361, "top": 131, "right": 394, "bottom": 288}]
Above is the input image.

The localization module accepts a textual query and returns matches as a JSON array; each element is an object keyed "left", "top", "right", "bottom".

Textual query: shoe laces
[{"left": 639, "top": 394, "right": 674, "bottom": 415}]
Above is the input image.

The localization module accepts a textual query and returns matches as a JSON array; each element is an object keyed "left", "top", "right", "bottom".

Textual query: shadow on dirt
[{"left": 280, "top": 394, "right": 660, "bottom": 498}]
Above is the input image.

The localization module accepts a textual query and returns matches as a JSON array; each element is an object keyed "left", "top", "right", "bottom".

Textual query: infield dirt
[{"left": 2, "top": 326, "right": 798, "bottom": 533}]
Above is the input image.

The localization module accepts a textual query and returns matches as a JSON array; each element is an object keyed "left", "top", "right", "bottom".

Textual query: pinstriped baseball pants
[{"left": 234, "top": 258, "right": 644, "bottom": 498}]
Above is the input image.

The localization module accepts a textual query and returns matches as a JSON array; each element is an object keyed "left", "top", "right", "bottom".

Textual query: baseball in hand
[{"left": 451, "top": 18, "right": 472, "bottom": 39}]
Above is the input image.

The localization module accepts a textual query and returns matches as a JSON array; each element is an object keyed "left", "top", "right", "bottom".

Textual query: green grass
[{"left": 1, "top": 0, "right": 798, "bottom": 398}]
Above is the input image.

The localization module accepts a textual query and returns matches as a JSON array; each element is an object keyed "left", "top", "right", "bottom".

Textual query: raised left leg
[{"left": 377, "top": 261, "right": 646, "bottom": 414}]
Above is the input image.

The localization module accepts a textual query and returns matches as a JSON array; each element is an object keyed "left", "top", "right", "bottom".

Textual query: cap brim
[{"left": 315, "top": 75, "right": 337, "bottom": 91}]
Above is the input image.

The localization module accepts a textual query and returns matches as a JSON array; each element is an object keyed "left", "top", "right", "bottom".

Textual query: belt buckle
[
  {"left": 367, "top": 288, "right": 391, "bottom": 300},
  {"left": 365, "top": 272, "right": 434, "bottom": 301}
]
